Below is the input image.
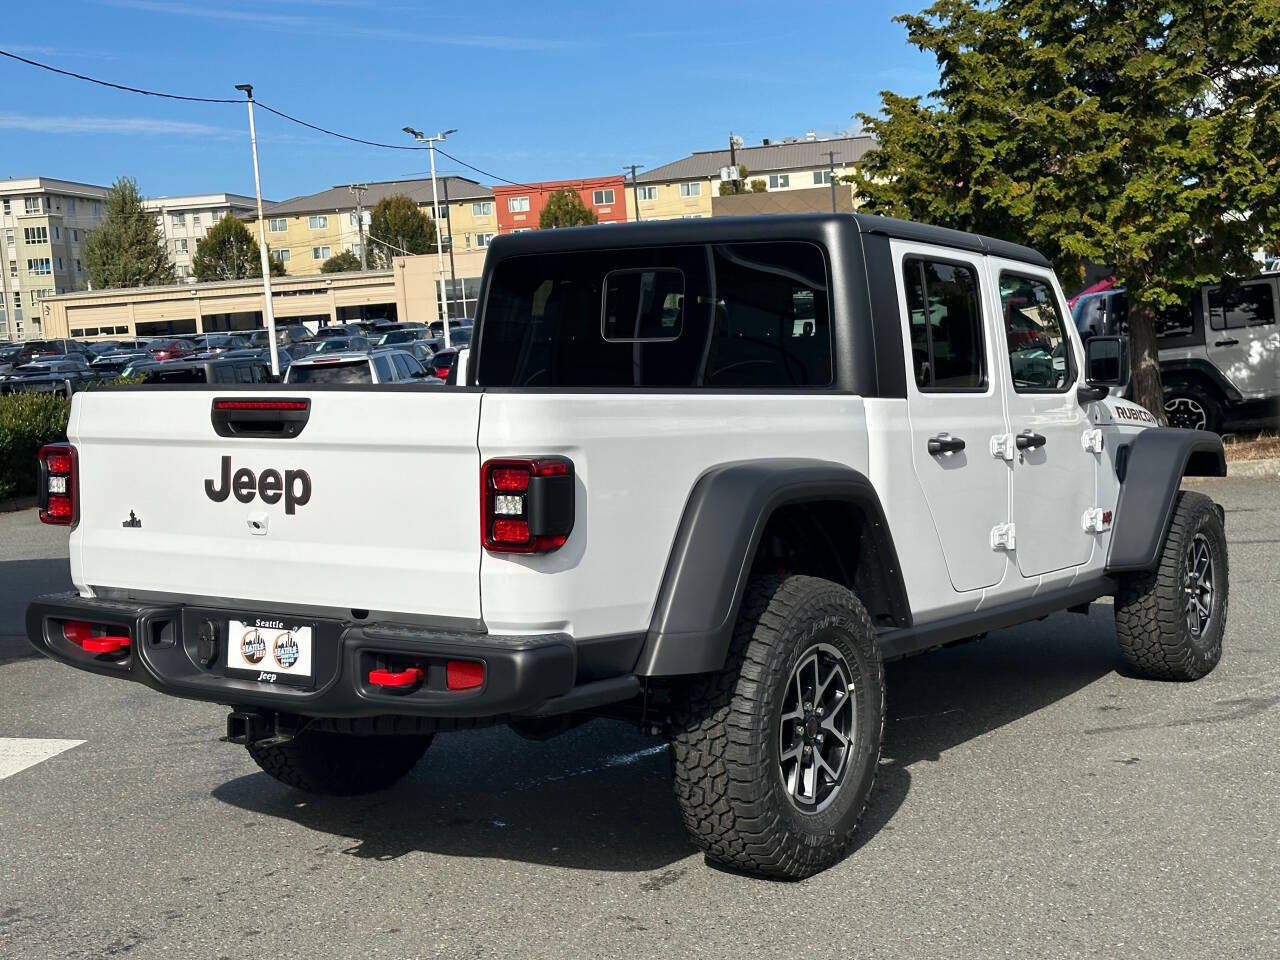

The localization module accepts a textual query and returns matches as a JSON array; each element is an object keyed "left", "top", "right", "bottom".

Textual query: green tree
[
  {"left": 750, "top": 179, "right": 768, "bottom": 193},
  {"left": 853, "top": 0, "right": 1280, "bottom": 418},
  {"left": 82, "top": 177, "right": 174, "bottom": 289},
  {"left": 366, "top": 195, "right": 437, "bottom": 268},
  {"left": 539, "top": 189, "right": 598, "bottom": 229},
  {"left": 191, "top": 214, "right": 284, "bottom": 281},
  {"left": 321, "top": 250, "right": 362, "bottom": 274}
]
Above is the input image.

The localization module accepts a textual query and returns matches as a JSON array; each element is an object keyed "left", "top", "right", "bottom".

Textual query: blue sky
[{"left": 0, "top": 0, "right": 939, "bottom": 202}]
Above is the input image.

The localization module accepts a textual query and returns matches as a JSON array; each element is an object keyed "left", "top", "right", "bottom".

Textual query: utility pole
[
  {"left": 442, "top": 176, "right": 458, "bottom": 316},
  {"left": 624, "top": 164, "right": 645, "bottom": 221},
  {"left": 825, "top": 150, "right": 842, "bottom": 213},
  {"left": 403, "top": 125, "right": 457, "bottom": 348},
  {"left": 349, "top": 183, "right": 368, "bottom": 270},
  {"left": 235, "top": 82, "right": 280, "bottom": 377},
  {"left": 728, "top": 132, "right": 740, "bottom": 194}
]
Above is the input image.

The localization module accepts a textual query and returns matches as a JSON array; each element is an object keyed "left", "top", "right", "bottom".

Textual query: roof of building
[
  {"left": 142, "top": 193, "right": 261, "bottom": 210},
  {"left": 491, "top": 175, "right": 626, "bottom": 196},
  {"left": 0, "top": 176, "right": 111, "bottom": 198},
  {"left": 264, "top": 177, "right": 493, "bottom": 216},
  {"left": 637, "top": 136, "right": 877, "bottom": 183}
]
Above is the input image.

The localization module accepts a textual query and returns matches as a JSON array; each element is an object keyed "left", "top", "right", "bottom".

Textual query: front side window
[
  {"left": 999, "top": 272, "right": 1074, "bottom": 392},
  {"left": 679, "top": 182, "right": 701, "bottom": 198},
  {"left": 308, "top": 215, "right": 329, "bottom": 230},
  {"left": 507, "top": 196, "right": 530, "bottom": 213},
  {"left": 903, "top": 257, "right": 986, "bottom": 391},
  {"left": 1207, "top": 281, "right": 1276, "bottom": 330},
  {"left": 592, "top": 189, "right": 616, "bottom": 205}
]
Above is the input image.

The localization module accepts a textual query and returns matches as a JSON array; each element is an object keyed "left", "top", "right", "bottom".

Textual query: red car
[
  {"left": 146, "top": 338, "right": 194, "bottom": 361},
  {"left": 428, "top": 347, "right": 459, "bottom": 381}
]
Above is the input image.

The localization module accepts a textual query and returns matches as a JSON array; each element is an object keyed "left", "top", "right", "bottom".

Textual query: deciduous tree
[
  {"left": 191, "top": 215, "right": 284, "bottom": 281},
  {"left": 320, "top": 250, "right": 362, "bottom": 274},
  {"left": 853, "top": 0, "right": 1280, "bottom": 418},
  {"left": 539, "top": 189, "right": 598, "bottom": 229},
  {"left": 366, "top": 195, "right": 437, "bottom": 268}
]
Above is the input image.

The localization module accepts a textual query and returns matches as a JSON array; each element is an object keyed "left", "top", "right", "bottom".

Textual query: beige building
[
  {"left": 142, "top": 193, "right": 260, "bottom": 281},
  {"left": 0, "top": 177, "right": 111, "bottom": 341},
  {"left": 39, "top": 248, "right": 489, "bottom": 341},
  {"left": 628, "top": 135, "right": 877, "bottom": 221},
  {"left": 258, "top": 177, "right": 496, "bottom": 277}
]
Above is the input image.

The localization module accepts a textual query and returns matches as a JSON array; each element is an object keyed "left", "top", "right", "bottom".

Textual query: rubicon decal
[{"left": 204, "top": 456, "right": 312, "bottom": 514}]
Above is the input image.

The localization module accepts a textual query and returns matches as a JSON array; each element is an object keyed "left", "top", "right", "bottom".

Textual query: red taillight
[
  {"left": 446, "top": 659, "right": 484, "bottom": 691},
  {"left": 38, "top": 444, "right": 77, "bottom": 526},
  {"left": 481, "top": 458, "right": 574, "bottom": 554},
  {"left": 62, "top": 619, "right": 130, "bottom": 654}
]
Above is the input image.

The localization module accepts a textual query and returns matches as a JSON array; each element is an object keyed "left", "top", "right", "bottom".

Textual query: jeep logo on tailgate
[{"left": 204, "top": 456, "right": 312, "bottom": 514}]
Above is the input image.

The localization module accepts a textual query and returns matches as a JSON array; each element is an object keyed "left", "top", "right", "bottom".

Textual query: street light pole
[
  {"left": 404, "top": 125, "right": 457, "bottom": 349},
  {"left": 235, "top": 82, "right": 280, "bottom": 377}
]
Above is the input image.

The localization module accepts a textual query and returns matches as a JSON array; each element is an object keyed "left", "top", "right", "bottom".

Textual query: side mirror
[{"left": 1085, "top": 335, "right": 1129, "bottom": 388}]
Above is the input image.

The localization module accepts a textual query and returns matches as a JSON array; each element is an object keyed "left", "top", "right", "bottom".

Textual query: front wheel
[
  {"left": 1114, "top": 491, "right": 1228, "bottom": 680},
  {"left": 1163, "top": 383, "right": 1222, "bottom": 433},
  {"left": 247, "top": 729, "right": 432, "bottom": 795},
  {"left": 670, "top": 575, "right": 884, "bottom": 880}
]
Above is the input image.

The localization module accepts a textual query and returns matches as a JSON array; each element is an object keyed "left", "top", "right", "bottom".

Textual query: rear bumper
[{"left": 26, "top": 592, "right": 640, "bottom": 719}]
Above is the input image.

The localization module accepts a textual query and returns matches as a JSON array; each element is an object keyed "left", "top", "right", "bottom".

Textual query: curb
[{"left": 0, "top": 496, "right": 36, "bottom": 514}]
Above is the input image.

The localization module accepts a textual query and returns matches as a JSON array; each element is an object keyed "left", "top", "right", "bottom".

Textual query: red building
[{"left": 493, "top": 176, "right": 629, "bottom": 233}]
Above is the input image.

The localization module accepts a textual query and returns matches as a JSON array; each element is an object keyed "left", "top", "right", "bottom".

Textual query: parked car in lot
[
  {"left": 1070, "top": 274, "right": 1280, "bottom": 431},
  {"left": 372, "top": 329, "right": 424, "bottom": 346},
  {"left": 136, "top": 356, "right": 271, "bottom": 385},
  {"left": 403, "top": 340, "right": 436, "bottom": 366},
  {"left": 283, "top": 347, "right": 434, "bottom": 384},
  {"left": 186, "top": 334, "right": 250, "bottom": 356},
  {"left": 445, "top": 325, "right": 472, "bottom": 347},
  {"left": 313, "top": 323, "right": 365, "bottom": 340},
  {"left": 428, "top": 318, "right": 466, "bottom": 337},
  {"left": 0, "top": 343, "right": 23, "bottom": 375},
  {"left": 426, "top": 346, "right": 460, "bottom": 381},
  {"left": 0, "top": 356, "right": 106, "bottom": 395},
  {"left": 312, "top": 336, "right": 372, "bottom": 354},
  {"left": 145, "top": 338, "right": 195, "bottom": 362},
  {"left": 16, "top": 339, "right": 93, "bottom": 364},
  {"left": 26, "top": 213, "right": 1229, "bottom": 881},
  {"left": 248, "top": 325, "right": 314, "bottom": 349}
]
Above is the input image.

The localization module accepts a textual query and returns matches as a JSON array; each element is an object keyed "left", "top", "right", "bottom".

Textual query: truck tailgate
[{"left": 68, "top": 389, "right": 482, "bottom": 621}]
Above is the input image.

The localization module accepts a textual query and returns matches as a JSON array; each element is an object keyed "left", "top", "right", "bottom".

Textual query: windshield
[{"left": 286, "top": 359, "right": 371, "bottom": 384}]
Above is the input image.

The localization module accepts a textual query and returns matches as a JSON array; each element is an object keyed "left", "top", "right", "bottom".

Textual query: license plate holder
[{"left": 225, "top": 616, "right": 315, "bottom": 688}]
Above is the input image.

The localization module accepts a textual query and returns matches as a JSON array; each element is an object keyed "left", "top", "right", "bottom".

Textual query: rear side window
[
  {"left": 288, "top": 360, "right": 372, "bottom": 384},
  {"left": 999, "top": 272, "right": 1074, "bottom": 392},
  {"left": 1207, "top": 282, "right": 1276, "bottom": 330},
  {"left": 903, "top": 258, "right": 986, "bottom": 391},
  {"left": 372, "top": 355, "right": 393, "bottom": 382},
  {"left": 477, "top": 241, "right": 831, "bottom": 388}
]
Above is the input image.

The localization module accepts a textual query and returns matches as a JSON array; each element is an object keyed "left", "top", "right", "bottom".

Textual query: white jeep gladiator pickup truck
[{"left": 27, "top": 214, "right": 1228, "bottom": 879}]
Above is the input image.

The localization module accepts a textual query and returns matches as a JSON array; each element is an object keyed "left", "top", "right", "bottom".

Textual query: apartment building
[
  {"left": 630, "top": 134, "right": 878, "bottom": 221},
  {"left": 142, "top": 193, "right": 259, "bottom": 281},
  {"left": 491, "top": 176, "right": 629, "bottom": 234},
  {"left": 0, "top": 177, "right": 110, "bottom": 341},
  {"left": 258, "top": 177, "right": 495, "bottom": 276}
]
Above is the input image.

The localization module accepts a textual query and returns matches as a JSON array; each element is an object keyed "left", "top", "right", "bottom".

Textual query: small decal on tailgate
[{"left": 122, "top": 511, "right": 142, "bottom": 528}]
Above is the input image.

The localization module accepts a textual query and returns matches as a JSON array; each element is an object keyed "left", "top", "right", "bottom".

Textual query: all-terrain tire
[
  {"left": 1114, "top": 491, "right": 1228, "bottom": 681},
  {"left": 247, "top": 729, "right": 432, "bottom": 795},
  {"left": 670, "top": 575, "right": 884, "bottom": 880}
]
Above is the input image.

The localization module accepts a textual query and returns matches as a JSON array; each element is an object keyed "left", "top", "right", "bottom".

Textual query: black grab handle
[{"left": 211, "top": 397, "right": 311, "bottom": 439}]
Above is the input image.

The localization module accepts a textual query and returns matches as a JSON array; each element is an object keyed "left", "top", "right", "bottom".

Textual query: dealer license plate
[{"left": 225, "top": 617, "right": 314, "bottom": 687}]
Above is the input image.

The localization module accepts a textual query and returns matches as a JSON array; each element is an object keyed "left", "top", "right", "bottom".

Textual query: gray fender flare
[
  {"left": 635, "top": 458, "right": 909, "bottom": 676},
  {"left": 1107, "top": 428, "right": 1226, "bottom": 573}
]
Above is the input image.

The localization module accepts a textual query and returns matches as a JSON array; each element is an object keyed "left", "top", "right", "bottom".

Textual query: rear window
[
  {"left": 287, "top": 359, "right": 372, "bottom": 384},
  {"left": 476, "top": 241, "right": 832, "bottom": 388},
  {"left": 146, "top": 368, "right": 208, "bottom": 384}
]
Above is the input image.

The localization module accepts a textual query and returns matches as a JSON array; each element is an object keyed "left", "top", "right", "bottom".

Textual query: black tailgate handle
[{"left": 211, "top": 398, "right": 311, "bottom": 439}]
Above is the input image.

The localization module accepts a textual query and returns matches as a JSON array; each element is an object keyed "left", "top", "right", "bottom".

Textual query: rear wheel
[
  {"left": 247, "top": 729, "right": 432, "bottom": 795},
  {"left": 1114, "top": 491, "right": 1228, "bottom": 680},
  {"left": 670, "top": 575, "right": 884, "bottom": 879},
  {"left": 1163, "top": 382, "right": 1222, "bottom": 433}
]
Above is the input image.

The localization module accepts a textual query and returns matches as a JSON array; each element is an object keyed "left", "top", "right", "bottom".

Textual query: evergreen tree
[
  {"left": 539, "top": 189, "right": 598, "bottom": 229},
  {"left": 83, "top": 177, "right": 174, "bottom": 289},
  {"left": 321, "top": 250, "right": 362, "bottom": 274}
]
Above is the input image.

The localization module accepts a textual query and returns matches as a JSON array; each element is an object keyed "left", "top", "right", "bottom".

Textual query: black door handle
[
  {"left": 928, "top": 434, "right": 966, "bottom": 455},
  {"left": 1016, "top": 431, "right": 1047, "bottom": 450},
  {"left": 1214, "top": 338, "right": 1239, "bottom": 347}
]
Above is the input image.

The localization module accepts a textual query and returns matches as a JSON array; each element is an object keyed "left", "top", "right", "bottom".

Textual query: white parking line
[{"left": 0, "top": 738, "right": 85, "bottom": 781}]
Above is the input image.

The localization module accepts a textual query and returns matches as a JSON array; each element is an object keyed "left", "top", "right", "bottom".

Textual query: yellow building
[
  {"left": 627, "top": 135, "right": 877, "bottom": 221},
  {"left": 257, "top": 177, "right": 496, "bottom": 276}
]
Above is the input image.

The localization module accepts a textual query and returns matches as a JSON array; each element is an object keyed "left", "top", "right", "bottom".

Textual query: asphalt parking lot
[{"left": 1, "top": 477, "right": 1277, "bottom": 960}]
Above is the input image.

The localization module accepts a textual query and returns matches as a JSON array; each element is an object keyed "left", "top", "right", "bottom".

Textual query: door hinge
[
  {"left": 990, "top": 522, "right": 1016, "bottom": 551},
  {"left": 1082, "top": 508, "right": 1113, "bottom": 534},
  {"left": 990, "top": 433, "right": 1016, "bottom": 461},
  {"left": 1081, "top": 429, "right": 1105, "bottom": 454}
]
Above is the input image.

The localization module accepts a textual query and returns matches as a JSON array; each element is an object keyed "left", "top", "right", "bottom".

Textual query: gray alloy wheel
[
  {"left": 1183, "top": 532, "right": 1215, "bottom": 639},
  {"left": 777, "top": 642, "right": 856, "bottom": 813}
]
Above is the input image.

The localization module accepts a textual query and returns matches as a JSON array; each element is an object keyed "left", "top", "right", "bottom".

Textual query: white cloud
[{"left": 0, "top": 113, "right": 234, "bottom": 137}]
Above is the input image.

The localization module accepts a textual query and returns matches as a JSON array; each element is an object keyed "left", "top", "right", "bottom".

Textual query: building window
[
  {"left": 271, "top": 248, "right": 291, "bottom": 263},
  {"left": 8, "top": 261, "right": 16, "bottom": 278},
  {"left": 24, "top": 197, "right": 42, "bottom": 214},
  {"left": 679, "top": 182, "right": 701, "bottom": 197},
  {"left": 52, "top": 226, "right": 61, "bottom": 240},
  {"left": 67, "top": 198, "right": 76, "bottom": 215},
  {"left": 269, "top": 218, "right": 287, "bottom": 232},
  {"left": 71, "top": 229, "right": 79, "bottom": 242},
  {"left": 56, "top": 257, "right": 63, "bottom": 270},
  {"left": 349, "top": 243, "right": 361, "bottom": 258},
  {"left": 175, "top": 265, "right": 189, "bottom": 278},
  {"left": 75, "top": 258, "right": 82, "bottom": 272},
  {"left": 171, "top": 212, "right": 186, "bottom": 226},
  {"left": 27, "top": 258, "right": 51, "bottom": 276},
  {"left": 812, "top": 170, "right": 833, "bottom": 186},
  {"left": 436, "top": 276, "right": 482, "bottom": 321},
  {"left": 1, "top": 199, "right": 8, "bottom": 215},
  {"left": 191, "top": 213, "right": 201, "bottom": 227},
  {"left": 312, "top": 246, "right": 331, "bottom": 260},
  {"left": 474, "top": 232, "right": 495, "bottom": 249},
  {"left": 638, "top": 186, "right": 658, "bottom": 201},
  {"left": 5, "top": 230, "right": 12, "bottom": 247},
  {"left": 29, "top": 288, "right": 52, "bottom": 305},
  {"left": 592, "top": 189, "right": 616, "bottom": 206},
  {"left": 309, "top": 215, "right": 328, "bottom": 230},
  {"left": 507, "top": 196, "right": 530, "bottom": 213},
  {"left": 174, "top": 239, "right": 188, "bottom": 253},
  {"left": 472, "top": 201, "right": 494, "bottom": 216},
  {"left": 769, "top": 174, "right": 790, "bottom": 189}
]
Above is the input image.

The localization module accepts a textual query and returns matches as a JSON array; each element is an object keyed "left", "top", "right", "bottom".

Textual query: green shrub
[{"left": 0, "top": 392, "right": 72, "bottom": 500}]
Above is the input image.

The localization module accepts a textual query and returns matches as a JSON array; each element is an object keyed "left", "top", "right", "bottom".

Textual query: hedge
[{"left": 0, "top": 392, "right": 71, "bottom": 500}]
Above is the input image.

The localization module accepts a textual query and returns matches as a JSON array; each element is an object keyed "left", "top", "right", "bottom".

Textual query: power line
[
  {"left": 252, "top": 101, "right": 427, "bottom": 152},
  {"left": 432, "top": 146, "right": 540, "bottom": 191},
  {"left": 0, "top": 48, "right": 239, "bottom": 103}
]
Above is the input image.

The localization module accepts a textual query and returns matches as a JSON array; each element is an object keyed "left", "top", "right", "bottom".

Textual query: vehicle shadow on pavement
[
  {"left": 212, "top": 606, "right": 1120, "bottom": 874},
  {"left": 0, "top": 557, "right": 71, "bottom": 663}
]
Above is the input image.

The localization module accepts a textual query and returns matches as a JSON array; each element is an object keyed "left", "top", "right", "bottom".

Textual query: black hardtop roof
[{"left": 485, "top": 212, "right": 1051, "bottom": 269}]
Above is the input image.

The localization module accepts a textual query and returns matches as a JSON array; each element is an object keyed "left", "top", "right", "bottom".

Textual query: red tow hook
[
  {"left": 63, "top": 620, "right": 131, "bottom": 654},
  {"left": 81, "top": 635, "right": 130, "bottom": 654},
  {"left": 368, "top": 666, "right": 423, "bottom": 688}
]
